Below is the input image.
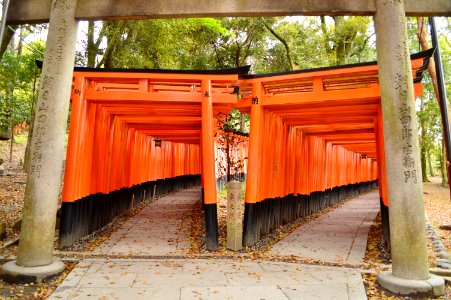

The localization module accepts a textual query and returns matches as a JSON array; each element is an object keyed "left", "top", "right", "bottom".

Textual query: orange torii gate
[
  {"left": 236, "top": 50, "right": 431, "bottom": 246},
  {"left": 58, "top": 50, "right": 431, "bottom": 251},
  {"left": 59, "top": 66, "right": 250, "bottom": 250}
]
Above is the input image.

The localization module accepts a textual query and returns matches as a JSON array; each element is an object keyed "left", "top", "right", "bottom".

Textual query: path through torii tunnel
[{"left": 58, "top": 50, "right": 432, "bottom": 251}]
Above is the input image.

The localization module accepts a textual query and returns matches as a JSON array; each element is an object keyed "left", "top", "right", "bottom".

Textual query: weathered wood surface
[{"left": 7, "top": 0, "right": 451, "bottom": 24}]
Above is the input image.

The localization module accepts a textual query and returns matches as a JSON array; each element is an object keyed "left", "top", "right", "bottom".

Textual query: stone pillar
[
  {"left": 1, "top": 0, "right": 78, "bottom": 282},
  {"left": 227, "top": 180, "right": 243, "bottom": 251},
  {"left": 374, "top": 0, "right": 444, "bottom": 296}
]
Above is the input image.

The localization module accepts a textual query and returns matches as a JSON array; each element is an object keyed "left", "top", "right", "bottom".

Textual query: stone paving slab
[
  {"left": 94, "top": 188, "right": 200, "bottom": 256},
  {"left": 50, "top": 259, "right": 367, "bottom": 300},
  {"left": 50, "top": 188, "right": 377, "bottom": 299},
  {"left": 269, "top": 190, "right": 380, "bottom": 264}
]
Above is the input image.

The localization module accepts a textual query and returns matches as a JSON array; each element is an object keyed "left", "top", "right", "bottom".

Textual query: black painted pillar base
[
  {"left": 241, "top": 180, "right": 378, "bottom": 247},
  {"left": 243, "top": 202, "right": 258, "bottom": 246},
  {"left": 380, "top": 197, "right": 391, "bottom": 252},
  {"left": 204, "top": 203, "right": 219, "bottom": 251},
  {"left": 59, "top": 175, "right": 201, "bottom": 247},
  {"left": 201, "top": 188, "right": 205, "bottom": 211}
]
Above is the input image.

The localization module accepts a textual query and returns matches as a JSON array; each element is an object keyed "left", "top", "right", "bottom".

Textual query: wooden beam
[
  {"left": 261, "top": 85, "right": 381, "bottom": 106},
  {"left": 84, "top": 90, "right": 237, "bottom": 104}
]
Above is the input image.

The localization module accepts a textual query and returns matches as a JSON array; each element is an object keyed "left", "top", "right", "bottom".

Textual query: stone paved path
[
  {"left": 93, "top": 188, "right": 200, "bottom": 256},
  {"left": 49, "top": 259, "right": 367, "bottom": 299},
  {"left": 269, "top": 190, "right": 380, "bottom": 264},
  {"left": 50, "top": 188, "right": 378, "bottom": 299}
]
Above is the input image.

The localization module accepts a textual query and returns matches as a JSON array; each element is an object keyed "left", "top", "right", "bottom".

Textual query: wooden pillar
[
  {"left": 243, "top": 82, "right": 263, "bottom": 246},
  {"left": 1, "top": 0, "right": 78, "bottom": 282},
  {"left": 374, "top": 0, "right": 444, "bottom": 296},
  {"left": 375, "top": 110, "right": 391, "bottom": 251},
  {"left": 59, "top": 76, "right": 85, "bottom": 247},
  {"left": 201, "top": 80, "right": 218, "bottom": 251}
]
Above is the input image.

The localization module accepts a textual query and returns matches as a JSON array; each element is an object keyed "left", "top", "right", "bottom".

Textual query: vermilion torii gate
[
  {"left": 2, "top": 0, "right": 450, "bottom": 296},
  {"left": 59, "top": 67, "right": 249, "bottom": 250},
  {"left": 236, "top": 51, "right": 431, "bottom": 246},
  {"left": 54, "top": 50, "right": 427, "bottom": 251}
]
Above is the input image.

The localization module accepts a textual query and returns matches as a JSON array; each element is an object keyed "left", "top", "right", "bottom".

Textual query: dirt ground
[
  {"left": 0, "top": 136, "right": 450, "bottom": 299},
  {"left": 423, "top": 176, "right": 451, "bottom": 252}
]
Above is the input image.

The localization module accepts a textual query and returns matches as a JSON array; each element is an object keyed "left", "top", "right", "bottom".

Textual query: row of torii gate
[{"left": 2, "top": 0, "right": 449, "bottom": 297}]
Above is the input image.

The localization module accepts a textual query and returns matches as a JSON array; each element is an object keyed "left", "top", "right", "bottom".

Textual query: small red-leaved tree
[{"left": 215, "top": 111, "right": 248, "bottom": 182}]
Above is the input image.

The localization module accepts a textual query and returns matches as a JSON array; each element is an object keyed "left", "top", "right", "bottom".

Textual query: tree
[
  {"left": 416, "top": 17, "right": 451, "bottom": 186},
  {"left": 0, "top": 41, "right": 44, "bottom": 162},
  {"left": 215, "top": 111, "right": 247, "bottom": 182},
  {"left": 320, "top": 16, "right": 374, "bottom": 66},
  {"left": 77, "top": 18, "right": 230, "bottom": 70}
]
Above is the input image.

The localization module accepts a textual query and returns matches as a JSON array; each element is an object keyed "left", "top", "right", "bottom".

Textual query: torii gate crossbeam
[{"left": 6, "top": 0, "right": 451, "bottom": 24}]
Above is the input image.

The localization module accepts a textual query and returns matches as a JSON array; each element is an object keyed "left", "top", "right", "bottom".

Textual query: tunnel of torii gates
[{"left": 58, "top": 49, "right": 432, "bottom": 251}]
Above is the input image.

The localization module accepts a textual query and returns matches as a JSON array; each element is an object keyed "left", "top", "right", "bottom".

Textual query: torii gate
[{"left": 2, "top": 0, "right": 450, "bottom": 296}]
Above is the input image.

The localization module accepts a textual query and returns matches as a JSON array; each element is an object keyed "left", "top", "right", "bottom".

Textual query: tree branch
[{"left": 261, "top": 19, "right": 293, "bottom": 71}]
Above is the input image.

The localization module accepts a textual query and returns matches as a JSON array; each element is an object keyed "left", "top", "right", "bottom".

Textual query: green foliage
[{"left": 0, "top": 41, "right": 44, "bottom": 132}]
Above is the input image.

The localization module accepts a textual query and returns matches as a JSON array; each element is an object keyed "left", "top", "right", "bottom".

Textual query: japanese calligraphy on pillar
[
  {"left": 30, "top": 75, "right": 53, "bottom": 178},
  {"left": 396, "top": 72, "right": 417, "bottom": 184}
]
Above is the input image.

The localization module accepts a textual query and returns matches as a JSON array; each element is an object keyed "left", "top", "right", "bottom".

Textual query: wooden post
[
  {"left": 243, "top": 82, "right": 263, "bottom": 246},
  {"left": 201, "top": 80, "right": 218, "bottom": 251},
  {"left": 1, "top": 0, "right": 78, "bottom": 282},
  {"left": 374, "top": 0, "right": 444, "bottom": 296}
]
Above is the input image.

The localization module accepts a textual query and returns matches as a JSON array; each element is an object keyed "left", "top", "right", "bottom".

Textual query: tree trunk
[
  {"left": 87, "top": 21, "right": 107, "bottom": 67},
  {"left": 96, "top": 22, "right": 124, "bottom": 68},
  {"left": 16, "top": 26, "right": 24, "bottom": 55},
  {"left": 427, "top": 148, "right": 435, "bottom": 177},
  {"left": 442, "top": 139, "right": 448, "bottom": 187},
  {"left": 417, "top": 17, "right": 451, "bottom": 183},
  {"left": 261, "top": 19, "right": 294, "bottom": 71},
  {"left": 226, "top": 138, "right": 231, "bottom": 182},
  {"left": 87, "top": 21, "right": 96, "bottom": 67},
  {"left": 419, "top": 97, "right": 429, "bottom": 182},
  {"left": 417, "top": 18, "right": 441, "bottom": 102},
  {"left": 240, "top": 114, "right": 245, "bottom": 132},
  {"left": 9, "top": 91, "right": 14, "bottom": 162},
  {"left": 23, "top": 76, "right": 38, "bottom": 172},
  {"left": 421, "top": 145, "right": 428, "bottom": 182},
  {"left": 0, "top": 25, "right": 16, "bottom": 59},
  {"left": 9, "top": 128, "right": 13, "bottom": 162}
]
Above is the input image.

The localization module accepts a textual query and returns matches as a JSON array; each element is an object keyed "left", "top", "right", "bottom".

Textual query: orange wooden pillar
[
  {"left": 243, "top": 82, "right": 263, "bottom": 246},
  {"left": 201, "top": 80, "right": 218, "bottom": 251},
  {"left": 375, "top": 109, "right": 390, "bottom": 249},
  {"left": 60, "top": 75, "right": 85, "bottom": 246}
]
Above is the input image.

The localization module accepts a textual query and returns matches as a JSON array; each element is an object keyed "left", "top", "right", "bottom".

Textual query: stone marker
[{"left": 227, "top": 181, "right": 243, "bottom": 251}]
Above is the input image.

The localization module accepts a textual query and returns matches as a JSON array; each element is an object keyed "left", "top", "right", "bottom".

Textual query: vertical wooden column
[
  {"left": 243, "top": 82, "right": 263, "bottom": 246},
  {"left": 59, "top": 76, "right": 85, "bottom": 247},
  {"left": 375, "top": 110, "right": 390, "bottom": 250},
  {"left": 62, "top": 76, "right": 84, "bottom": 204},
  {"left": 374, "top": 0, "right": 444, "bottom": 296},
  {"left": 1, "top": 0, "right": 78, "bottom": 282},
  {"left": 201, "top": 80, "right": 218, "bottom": 251}
]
